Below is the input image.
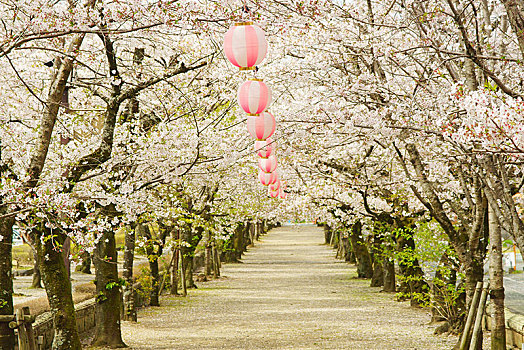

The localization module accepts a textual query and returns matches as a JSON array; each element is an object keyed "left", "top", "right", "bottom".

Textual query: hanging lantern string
[
  {"left": 240, "top": 0, "right": 251, "bottom": 22},
  {"left": 241, "top": 2, "right": 257, "bottom": 79},
  {"left": 240, "top": 0, "right": 258, "bottom": 76}
]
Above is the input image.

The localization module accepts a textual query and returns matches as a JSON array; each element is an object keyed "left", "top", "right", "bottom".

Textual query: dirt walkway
[{"left": 119, "top": 225, "right": 458, "bottom": 349}]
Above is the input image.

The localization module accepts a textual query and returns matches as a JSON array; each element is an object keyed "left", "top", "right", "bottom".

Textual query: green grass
[
  {"left": 12, "top": 244, "right": 33, "bottom": 267},
  {"left": 115, "top": 228, "right": 126, "bottom": 248}
]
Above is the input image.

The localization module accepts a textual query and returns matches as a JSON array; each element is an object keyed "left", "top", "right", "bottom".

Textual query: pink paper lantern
[
  {"left": 279, "top": 188, "right": 287, "bottom": 199},
  {"left": 258, "top": 170, "right": 278, "bottom": 186},
  {"left": 268, "top": 188, "right": 279, "bottom": 198},
  {"left": 237, "top": 79, "right": 272, "bottom": 115},
  {"left": 254, "top": 138, "right": 274, "bottom": 158},
  {"left": 247, "top": 112, "right": 276, "bottom": 141},
  {"left": 258, "top": 155, "right": 277, "bottom": 173},
  {"left": 269, "top": 180, "right": 281, "bottom": 192},
  {"left": 223, "top": 22, "right": 268, "bottom": 70}
]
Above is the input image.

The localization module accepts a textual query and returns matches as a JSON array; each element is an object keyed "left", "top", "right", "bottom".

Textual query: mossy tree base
[
  {"left": 0, "top": 216, "right": 15, "bottom": 350},
  {"left": 36, "top": 230, "right": 82, "bottom": 350},
  {"left": 92, "top": 229, "right": 126, "bottom": 348}
]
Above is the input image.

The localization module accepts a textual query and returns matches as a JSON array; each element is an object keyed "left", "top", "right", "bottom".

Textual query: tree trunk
[
  {"left": 122, "top": 224, "right": 136, "bottom": 321},
  {"left": 183, "top": 255, "right": 194, "bottom": 289},
  {"left": 25, "top": 31, "right": 89, "bottom": 189},
  {"left": 92, "top": 230, "right": 126, "bottom": 348},
  {"left": 15, "top": 30, "right": 92, "bottom": 350},
  {"left": 0, "top": 216, "right": 15, "bottom": 350},
  {"left": 256, "top": 221, "right": 262, "bottom": 240},
  {"left": 141, "top": 224, "right": 161, "bottom": 307},
  {"left": 405, "top": 144, "right": 486, "bottom": 327},
  {"left": 349, "top": 221, "right": 373, "bottom": 278},
  {"left": 481, "top": 156, "right": 524, "bottom": 274},
  {"left": 62, "top": 237, "right": 71, "bottom": 279},
  {"left": 243, "top": 223, "right": 252, "bottom": 249},
  {"left": 31, "top": 249, "right": 43, "bottom": 289},
  {"left": 396, "top": 228, "right": 429, "bottom": 307},
  {"left": 36, "top": 231, "right": 81, "bottom": 350},
  {"left": 346, "top": 238, "right": 357, "bottom": 264},
  {"left": 148, "top": 255, "right": 160, "bottom": 306},
  {"left": 261, "top": 220, "right": 266, "bottom": 233},
  {"left": 180, "top": 225, "right": 197, "bottom": 289},
  {"left": 324, "top": 224, "right": 331, "bottom": 244},
  {"left": 500, "top": 0, "right": 524, "bottom": 57},
  {"left": 77, "top": 250, "right": 91, "bottom": 274},
  {"left": 332, "top": 230, "right": 339, "bottom": 250},
  {"left": 212, "top": 242, "right": 220, "bottom": 278},
  {"left": 179, "top": 249, "right": 187, "bottom": 297},
  {"left": 347, "top": 250, "right": 356, "bottom": 264},
  {"left": 371, "top": 260, "right": 384, "bottom": 287},
  {"left": 370, "top": 232, "right": 384, "bottom": 287},
  {"left": 234, "top": 223, "right": 245, "bottom": 261},
  {"left": 464, "top": 258, "right": 484, "bottom": 309},
  {"left": 248, "top": 222, "right": 255, "bottom": 247},
  {"left": 170, "top": 229, "right": 179, "bottom": 295},
  {"left": 342, "top": 237, "right": 352, "bottom": 262},
  {"left": 336, "top": 232, "right": 344, "bottom": 259},
  {"left": 383, "top": 259, "right": 396, "bottom": 292},
  {"left": 205, "top": 241, "right": 212, "bottom": 278},
  {"left": 488, "top": 205, "right": 506, "bottom": 350}
]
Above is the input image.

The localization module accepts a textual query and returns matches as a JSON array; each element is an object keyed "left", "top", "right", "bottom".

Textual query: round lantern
[
  {"left": 254, "top": 138, "right": 274, "bottom": 158},
  {"left": 247, "top": 112, "right": 276, "bottom": 141},
  {"left": 258, "top": 155, "right": 277, "bottom": 173},
  {"left": 237, "top": 79, "right": 272, "bottom": 115},
  {"left": 269, "top": 180, "right": 281, "bottom": 192},
  {"left": 258, "top": 170, "right": 278, "bottom": 186},
  {"left": 279, "top": 188, "right": 287, "bottom": 199},
  {"left": 223, "top": 22, "right": 268, "bottom": 70},
  {"left": 268, "top": 188, "right": 279, "bottom": 198}
]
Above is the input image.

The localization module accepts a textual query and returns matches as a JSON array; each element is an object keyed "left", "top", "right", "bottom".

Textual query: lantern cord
[{"left": 240, "top": 0, "right": 252, "bottom": 22}]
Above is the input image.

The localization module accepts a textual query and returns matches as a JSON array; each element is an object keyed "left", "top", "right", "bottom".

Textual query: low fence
[
  {"left": 27, "top": 287, "right": 147, "bottom": 349},
  {"left": 32, "top": 299, "right": 96, "bottom": 349},
  {"left": 28, "top": 298, "right": 524, "bottom": 350},
  {"left": 485, "top": 306, "right": 524, "bottom": 350}
]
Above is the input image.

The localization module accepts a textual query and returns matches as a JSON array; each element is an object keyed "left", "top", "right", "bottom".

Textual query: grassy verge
[{"left": 14, "top": 282, "right": 97, "bottom": 317}]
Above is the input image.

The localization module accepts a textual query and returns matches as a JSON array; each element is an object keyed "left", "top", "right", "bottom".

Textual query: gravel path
[{"left": 119, "top": 224, "right": 458, "bottom": 349}]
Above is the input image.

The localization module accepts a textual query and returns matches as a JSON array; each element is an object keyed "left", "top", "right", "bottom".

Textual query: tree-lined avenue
[{"left": 116, "top": 225, "right": 457, "bottom": 350}]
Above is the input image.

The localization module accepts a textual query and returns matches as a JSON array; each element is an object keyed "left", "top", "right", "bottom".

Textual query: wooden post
[
  {"left": 21, "top": 307, "right": 36, "bottom": 350},
  {"left": 16, "top": 309, "right": 28, "bottom": 350},
  {"left": 459, "top": 281, "right": 483, "bottom": 350},
  {"left": 8, "top": 307, "right": 36, "bottom": 350},
  {"left": 470, "top": 281, "right": 490, "bottom": 350}
]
